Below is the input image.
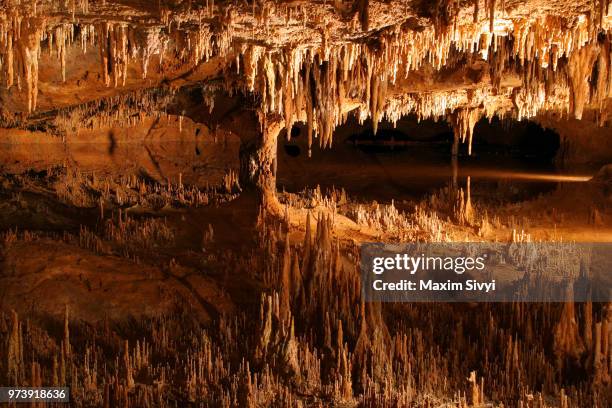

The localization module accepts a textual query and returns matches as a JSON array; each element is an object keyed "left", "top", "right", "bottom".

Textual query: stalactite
[
  {"left": 450, "top": 107, "right": 481, "bottom": 155},
  {"left": 489, "top": 0, "right": 496, "bottom": 33},
  {"left": 490, "top": 34, "right": 506, "bottom": 92},
  {"left": 54, "top": 24, "right": 69, "bottom": 82},
  {"left": 568, "top": 43, "right": 599, "bottom": 119},
  {"left": 97, "top": 22, "right": 130, "bottom": 87},
  {"left": 15, "top": 17, "right": 43, "bottom": 112},
  {"left": 356, "top": 0, "right": 369, "bottom": 32},
  {"left": 140, "top": 27, "right": 165, "bottom": 79}
]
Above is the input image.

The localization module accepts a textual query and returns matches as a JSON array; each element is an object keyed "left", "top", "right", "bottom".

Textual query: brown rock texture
[{"left": 0, "top": 1, "right": 611, "bottom": 407}]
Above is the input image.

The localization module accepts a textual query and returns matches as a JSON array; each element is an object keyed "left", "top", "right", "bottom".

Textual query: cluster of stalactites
[
  {"left": 513, "top": 32, "right": 612, "bottom": 122},
  {"left": 512, "top": 15, "right": 591, "bottom": 70},
  {"left": 98, "top": 22, "right": 134, "bottom": 88},
  {"left": 52, "top": 87, "right": 176, "bottom": 135},
  {"left": 0, "top": 18, "right": 119, "bottom": 111},
  {"left": 568, "top": 41, "right": 607, "bottom": 120},
  {"left": 241, "top": 8, "right": 612, "bottom": 155},
  {"left": 0, "top": 4, "right": 233, "bottom": 113},
  {"left": 450, "top": 107, "right": 482, "bottom": 156},
  {"left": 2, "top": 1, "right": 612, "bottom": 127},
  {"left": 0, "top": 0, "right": 95, "bottom": 112},
  {"left": 242, "top": 26, "right": 454, "bottom": 152},
  {"left": 96, "top": 16, "right": 231, "bottom": 88},
  {"left": 0, "top": 16, "right": 44, "bottom": 112},
  {"left": 44, "top": 23, "right": 97, "bottom": 83},
  {"left": 140, "top": 27, "right": 167, "bottom": 80}
]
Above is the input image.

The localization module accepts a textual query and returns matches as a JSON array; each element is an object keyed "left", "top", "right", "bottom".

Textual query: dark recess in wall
[{"left": 281, "top": 115, "right": 561, "bottom": 164}]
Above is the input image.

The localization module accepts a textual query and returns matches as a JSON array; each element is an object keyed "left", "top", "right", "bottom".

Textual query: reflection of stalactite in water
[
  {"left": 0, "top": 194, "right": 611, "bottom": 405},
  {"left": 451, "top": 154, "right": 458, "bottom": 189},
  {"left": 7, "top": 310, "right": 24, "bottom": 385}
]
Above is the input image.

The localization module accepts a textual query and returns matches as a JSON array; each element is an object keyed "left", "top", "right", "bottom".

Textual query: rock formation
[{"left": 0, "top": 1, "right": 610, "bottom": 407}]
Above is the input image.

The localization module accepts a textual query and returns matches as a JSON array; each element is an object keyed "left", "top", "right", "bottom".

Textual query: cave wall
[{"left": 537, "top": 114, "right": 612, "bottom": 166}]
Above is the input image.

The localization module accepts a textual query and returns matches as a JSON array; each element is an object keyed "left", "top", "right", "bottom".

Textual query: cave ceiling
[{"left": 1, "top": 0, "right": 611, "bottom": 154}]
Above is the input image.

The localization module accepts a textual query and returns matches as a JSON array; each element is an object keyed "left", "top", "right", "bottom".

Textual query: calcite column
[{"left": 239, "top": 117, "right": 282, "bottom": 213}]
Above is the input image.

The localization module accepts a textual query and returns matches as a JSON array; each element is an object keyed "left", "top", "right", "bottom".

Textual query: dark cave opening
[
  {"left": 277, "top": 115, "right": 570, "bottom": 204},
  {"left": 470, "top": 116, "right": 561, "bottom": 163},
  {"left": 341, "top": 115, "right": 562, "bottom": 164}
]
